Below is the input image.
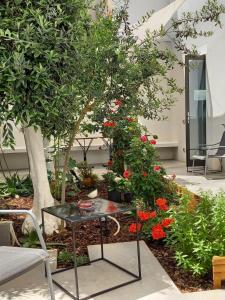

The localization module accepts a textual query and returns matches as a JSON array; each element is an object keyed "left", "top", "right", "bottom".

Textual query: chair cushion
[
  {"left": 192, "top": 155, "right": 206, "bottom": 160},
  {"left": 0, "top": 246, "right": 48, "bottom": 286}
]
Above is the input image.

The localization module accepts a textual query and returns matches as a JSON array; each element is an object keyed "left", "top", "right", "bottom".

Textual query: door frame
[{"left": 185, "top": 54, "right": 206, "bottom": 169}]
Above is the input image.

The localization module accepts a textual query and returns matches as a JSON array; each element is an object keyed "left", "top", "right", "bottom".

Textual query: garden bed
[{"left": 0, "top": 181, "right": 215, "bottom": 293}]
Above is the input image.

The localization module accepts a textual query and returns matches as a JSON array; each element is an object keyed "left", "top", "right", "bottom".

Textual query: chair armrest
[
  {"left": 0, "top": 210, "right": 47, "bottom": 251},
  {"left": 199, "top": 142, "right": 220, "bottom": 147}
]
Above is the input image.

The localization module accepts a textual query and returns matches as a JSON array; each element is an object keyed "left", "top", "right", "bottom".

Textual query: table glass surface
[{"left": 42, "top": 198, "right": 134, "bottom": 223}]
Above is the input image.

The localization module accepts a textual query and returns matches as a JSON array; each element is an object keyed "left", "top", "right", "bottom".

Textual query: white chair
[{"left": 0, "top": 210, "right": 55, "bottom": 300}]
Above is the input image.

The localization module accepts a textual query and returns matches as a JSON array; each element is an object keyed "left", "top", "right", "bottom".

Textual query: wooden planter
[{"left": 212, "top": 256, "right": 225, "bottom": 288}]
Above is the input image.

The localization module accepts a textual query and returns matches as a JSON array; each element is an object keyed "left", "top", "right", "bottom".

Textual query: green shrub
[{"left": 167, "top": 192, "right": 225, "bottom": 276}]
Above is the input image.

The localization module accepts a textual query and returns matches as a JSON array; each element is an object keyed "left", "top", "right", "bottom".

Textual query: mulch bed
[{"left": 0, "top": 182, "right": 213, "bottom": 293}]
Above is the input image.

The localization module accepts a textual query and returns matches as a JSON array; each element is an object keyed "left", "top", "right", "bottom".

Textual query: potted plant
[
  {"left": 104, "top": 172, "right": 132, "bottom": 203},
  {"left": 77, "top": 161, "right": 99, "bottom": 189},
  {"left": 104, "top": 172, "right": 121, "bottom": 202},
  {"left": 20, "top": 230, "right": 66, "bottom": 272}
]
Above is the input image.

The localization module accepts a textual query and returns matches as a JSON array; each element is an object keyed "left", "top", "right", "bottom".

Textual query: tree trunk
[
  {"left": 61, "top": 101, "right": 95, "bottom": 205},
  {"left": 22, "top": 127, "right": 60, "bottom": 235}
]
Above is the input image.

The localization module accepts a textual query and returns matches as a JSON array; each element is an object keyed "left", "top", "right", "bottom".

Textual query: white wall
[
  {"left": 128, "top": 0, "right": 171, "bottom": 23},
  {"left": 176, "top": 0, "right": 225, "bottom": 166}
]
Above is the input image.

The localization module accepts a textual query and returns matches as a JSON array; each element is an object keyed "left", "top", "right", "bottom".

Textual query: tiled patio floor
[
  {"left": 163, "top": 160, "right": 225, "bottom": 195},
  {"left": 1, "top": 241, "right": 224, "bottom": 300},
  {"left": 0, "top": 241, "right": 180, "bottom": 300}
]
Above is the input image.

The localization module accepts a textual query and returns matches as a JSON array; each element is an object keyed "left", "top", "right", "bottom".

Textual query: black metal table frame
[{"left": 41, "top": 209, "right": 142, "bottom": 300}]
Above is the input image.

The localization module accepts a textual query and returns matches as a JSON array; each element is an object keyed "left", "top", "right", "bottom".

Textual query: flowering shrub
[
  {"left": 129, "top": 198, "right": 174, "bottom": 240},
  {"left": 167, "top": 192, "right": 225, "bottom": 276},
  {"left": 101, "top": 114, "right": 143, "bottom": 175},
  {"left": 124, "top": 136, "right": 174, "bottom": 205}
]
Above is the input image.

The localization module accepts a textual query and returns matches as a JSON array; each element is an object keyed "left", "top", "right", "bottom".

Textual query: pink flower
[
  {"left": 153, "top": 165, "right": 161, "bottom": 172},
  {"left": 150, "top": 139, "right": 156, "bottom": 145},
  {"left": 140, "top": 135, "right": 148, "bottom": 143}
]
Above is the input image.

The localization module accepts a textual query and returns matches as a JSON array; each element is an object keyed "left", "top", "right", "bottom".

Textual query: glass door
[{"left": 185, "top": 55, "right": 206, "bottom": 168}]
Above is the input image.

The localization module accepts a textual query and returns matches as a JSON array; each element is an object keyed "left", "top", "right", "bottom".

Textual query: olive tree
[{"left": 0, "top": 0, "right": 90, "bottom": 233}]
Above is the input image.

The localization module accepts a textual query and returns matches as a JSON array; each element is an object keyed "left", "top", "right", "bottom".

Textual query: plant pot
[
  {"left": 108, "top": 190, "right": 121, "bottom": 203},
  {"left": 47, "top": 249, "right": 58, "bottom": 272},
  {"left": 0, "top": 222, "right": 11, "bottom": 246},
  {"left": 123, "top": 192, "right": 133, "bottom": 203}
]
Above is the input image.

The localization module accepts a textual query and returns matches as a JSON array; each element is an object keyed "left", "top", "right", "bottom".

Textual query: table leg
[
  {"left": 136, "top": 210, "right": 142, "bottom": 279},
  {"left": 72, "top": 224, "right": 80, "bottom": 300},
  {"left": 99, "top": 217, "right": 104, "bottom": 259}
]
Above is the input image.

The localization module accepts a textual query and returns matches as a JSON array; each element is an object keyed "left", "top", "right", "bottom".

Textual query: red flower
[
  {"left": 114, "top": 99, "right": 122, "bottom": 106},
  {"left": 149, "top": 211, "right": 157, "bottom": 218},
  {"left": 156, "top": 198, "right": 167, "bottom": 207},
  {"left": 138, "top": 210, "right": 157, "bottom": 221},
  {"left": 107, "top": 160, "right": 113, "bottom": 166},
  {"left": 161, "top": 218, "right": 175, "bottom": 228},
  {"left": 140, "top": 135, "right": 148, "bottom": 143},
  {"left": 125, "top": 117, "right": 135, "bottom": 122},
  {"left": 103, "top": 121, "right": 116, "bottom": 128},
  {"left": 153, "top": 165, "right": 161, "bottom": 172},
  {"left": 106, "top": 202, "right": 118, "bottom": 213},
  {"left": 151, "top": 224, "right": 166, "bottom": 240},
  {"left": 159, "top": 204, "right": 169, "bottom": 211},
  {"left": 150, "top": 139, "right": 156, "bottom": 145},
  {"left": 129, "top": 223, "right": 141, "bottom": 233},
  {"left": 123, "top": 169, "right": 131, "bottom": 179},
  {"left": 143, "top": 172, "right": 148, "bottom": 177}
]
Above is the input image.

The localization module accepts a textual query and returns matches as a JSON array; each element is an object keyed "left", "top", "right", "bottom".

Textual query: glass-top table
[
  {"left": 41, "top": 198, "right": 141, "bottom": 300},
  {"left": 42, "top": 198, "right": 132, "bottom": 223}
]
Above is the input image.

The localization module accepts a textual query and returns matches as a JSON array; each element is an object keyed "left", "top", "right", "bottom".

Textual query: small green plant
[
  {"left": 0, "top": 174, "right": 33, "bottom": 198},
  {"left": 58, "top": 250, "right": 89, "bottom": 266},
  {"left": 167, "top": 192, "right": 225, "bottom": 276},
  {"left": 20, "top": 230, "right": 65, "bottom": 249},
  {"left": 0, "top": 181, "right": 10, "bottom": 198}
]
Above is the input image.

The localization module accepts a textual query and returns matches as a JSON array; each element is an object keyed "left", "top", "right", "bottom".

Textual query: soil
[{"left": 0, "top": 182, "right": 213, "bottom": 293}]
